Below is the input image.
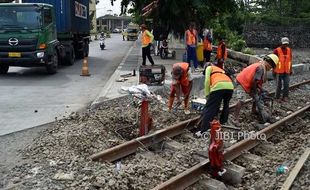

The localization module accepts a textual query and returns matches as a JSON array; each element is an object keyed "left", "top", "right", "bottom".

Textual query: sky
[{"left": 96, "top": 0, "right": 122, "bottom": 18}]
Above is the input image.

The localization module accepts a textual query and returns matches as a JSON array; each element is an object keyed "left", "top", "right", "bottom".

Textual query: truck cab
[
  {"left": 0, "top": 3, "right": 60, "bottom": 74},
  {"left": 0, "top": 1, "right": 90, "bottom": 75}
]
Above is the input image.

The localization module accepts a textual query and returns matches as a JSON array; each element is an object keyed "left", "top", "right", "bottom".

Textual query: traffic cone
[{"left": 80, "top": 57, "right": 91, "bottom": 76}]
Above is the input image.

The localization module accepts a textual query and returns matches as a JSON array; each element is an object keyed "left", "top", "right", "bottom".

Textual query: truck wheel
[
  {"left": 0, "top": 65, "right": 9, "bottom": 74},
  {"left": 65, "top": 47, "right": 75, "bottom": 65},
  {"left": 46, "top": 52, "right": 58, "bottom": 74}
]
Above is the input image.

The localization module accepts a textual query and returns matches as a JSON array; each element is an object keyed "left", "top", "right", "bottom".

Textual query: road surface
[{"left": 0, "top": 34, "right": 133, "bottom": 135}]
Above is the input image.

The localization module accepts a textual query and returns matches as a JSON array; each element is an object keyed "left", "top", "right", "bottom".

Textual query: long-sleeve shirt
[{"left": 204, "top": 66, "right": 234, "bottom": 96}]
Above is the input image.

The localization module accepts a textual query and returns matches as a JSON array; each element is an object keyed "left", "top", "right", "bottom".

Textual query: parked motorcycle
[
  {"left": 160, "top": 39, "right": 176, "bottom": 59},
  {"left": 99, "top": 36, "right": 105, "bottom": 50}
]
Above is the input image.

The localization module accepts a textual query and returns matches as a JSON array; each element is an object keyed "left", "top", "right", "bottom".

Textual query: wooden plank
[{"left": 280, "top": 148, "right": 310, "bottom": 190}]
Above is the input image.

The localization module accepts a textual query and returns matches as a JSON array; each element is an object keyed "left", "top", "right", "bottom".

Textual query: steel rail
[
  {"left": 91, "top": 80, "right": 310, "bottom": 162},
  {"left": 152, "top": 105, "right": 310, "bottom": 190}
]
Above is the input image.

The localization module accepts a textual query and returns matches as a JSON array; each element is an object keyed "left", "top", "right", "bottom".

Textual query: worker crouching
[
  {"left": 197, "top": 63, "right": 234, "bottom": 135},
  {"left": 234, "top": 54, "right": 279, "bottom": 124},
  {"left": 168, "top": 62, "right": 193, "bottom": 114}
]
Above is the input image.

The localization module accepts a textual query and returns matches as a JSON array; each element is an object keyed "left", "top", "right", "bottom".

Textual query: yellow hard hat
[{"left": 265, "top": 54, "right": 279, "bottom": 68}]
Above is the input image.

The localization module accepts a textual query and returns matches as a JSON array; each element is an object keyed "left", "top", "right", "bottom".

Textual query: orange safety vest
[
  {"left": 173, "top": 62, "right": 190, "bottom": 86},
  {"left": 186, "top": 30, "right": 197, "bottom": 46},
  {"left": 142, "top": 30, "right": 151, "bottom": 46},
  {"left": 210, "top": 66, "right": 232, "bottom": 87},
  {"left": 216, "top": 42, "right": 227, "bottom": 60},
  {"left": 236, "top": 62, "right": 263, "bottom": 94},
  {"left": 203, "top": 38, "right": 212, "bottom": 51},
  {"left": 274, "top": 47, "right": 292, "bottom": 74}
]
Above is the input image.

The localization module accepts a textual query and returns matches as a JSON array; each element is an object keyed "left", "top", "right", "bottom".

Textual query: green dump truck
[{"left": 0, "top": 0, "right": 90, "bottom": 74}]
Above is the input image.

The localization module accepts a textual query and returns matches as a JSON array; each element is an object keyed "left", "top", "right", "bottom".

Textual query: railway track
[
  {"left": 152, "top": 105, "right": 309, "bottom": 189},
  {"left": 88, "top": 79, "right": 309, "bottom": 189},
  {"left": 91, "top": 79, "right": 310, "bottom": 163}
]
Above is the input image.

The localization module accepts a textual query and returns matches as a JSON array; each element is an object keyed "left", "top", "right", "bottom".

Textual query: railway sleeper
[{"left": 198, "top": 175, "right": 228, "bottom": 190}]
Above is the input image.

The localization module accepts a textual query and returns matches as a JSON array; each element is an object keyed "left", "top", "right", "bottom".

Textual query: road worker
[
  {"left": 140, "top": 24, "right": 155, "bottom": 66},
  {"left": 273, "top": 37, "right": 292, "bottom": 102},
  {"left": 168, "top": 62, "right": 193, "bottom": 114},
  {"left": 216, "top": 37, "right": 227, "bottom": 69},
  {"left": 234, "top": 54, "right": 279, "bottom": 124},
  {"left": 196, "top": 63, "right": 234, "bottom": 135},
  {"left": 203, "top": 29, "right": 213, "bottom": 63},
  {"left": 185, "top": 22, "right": 198, "bottom": 70}
]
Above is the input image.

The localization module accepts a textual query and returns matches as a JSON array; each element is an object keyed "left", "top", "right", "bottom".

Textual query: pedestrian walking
[
  {"left": 185, "top": 22, "right": 198, "bottom": 70},
  {"left": 140, "top": 24, "right": 155, "bottom": 66},
  {"left": 234, "top": 54, "right": 279, "bottom": 124},
  {"left": 196, "top": 63, "right": 234, "bottom": 135},
  {"left": 168, "top": 62, "right": 193, "bottom": 114},
  {"left": 216, "top": 37, "right": 227, "bottom": 69},
  {"left": 203, "top": 29, "right": 212, "bottom": 63},
  {"left": 273, "top": 37, "right": 292, "bottom": 102}
]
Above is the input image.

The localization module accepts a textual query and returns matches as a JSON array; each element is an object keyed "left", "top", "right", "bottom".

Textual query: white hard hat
[{"left": 281, "top": 37, "right": 289, "bottom": 45}]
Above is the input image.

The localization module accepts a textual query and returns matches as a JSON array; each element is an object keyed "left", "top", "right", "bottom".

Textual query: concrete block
[
  {"left": 199, "top": 177, "right": 228, "bottom": 190},
  {"left": 222, "top": 163, "right": 246, "bottom": 184},
  {"left": 164, "top": 139, "right": 183, "bottom": 151},
  {"left": 239, "top": 153, "right": 262, "bottom": 163},
  {"left": 266, "top": 63, "right": 308, "bottom": 80},
  {"left": 292, "top": 64, "right": 305, "bottom": 74},
  {"left": 249, "top": 56, "right": 262, "bottom": 64},
  {"left": 302, "top": 63, "right": 309, "bottom": 71}
]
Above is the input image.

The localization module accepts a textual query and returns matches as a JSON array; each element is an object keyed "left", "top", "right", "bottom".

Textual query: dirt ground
[{"left": 0, "top": 49, "right": 309, "bottom": 190}]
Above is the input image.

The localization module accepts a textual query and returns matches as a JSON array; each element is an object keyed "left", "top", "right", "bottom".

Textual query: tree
[{"left": 110, "top": 0, "right": 237, "bottom": 34}]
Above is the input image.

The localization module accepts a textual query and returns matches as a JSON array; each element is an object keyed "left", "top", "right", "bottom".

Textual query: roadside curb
[{"left": 90, "top": 46, "right": 135, "bottom": 110}]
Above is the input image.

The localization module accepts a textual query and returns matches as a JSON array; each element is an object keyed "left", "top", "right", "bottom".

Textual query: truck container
[
  {"left": 23, "top": 0, "right": 90, "bottom": 34},
  {"left": 0, "top": 0, "right": 90, "bottom": 74}
]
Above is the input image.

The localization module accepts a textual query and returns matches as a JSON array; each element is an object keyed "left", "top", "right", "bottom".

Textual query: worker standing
[
  {"left": 122, "top": 29, "right": 127, "bottom": 41},
  {"left": 273, "top": 37, "right": 292, "bottom": 102},
  {"left": 234, "top": 54, "right": 279, "bottom": 124},
  {"left": 140, "top": 24, "right": 155, "bottom": 66},
  {"left": 185, "top": 23, "right": 198, "bottom": 70},
  {"left": 216, "top": 37, "right": 227, "bottom": 69},
  {"left": 203, "top": 29, "right": 213, "bottom": 64},
  {"left": 168, "top": 62, "right": 193, "bottom": 114},
  {"left": 196, "top": 63, "right": 234, "bottom": 135}
]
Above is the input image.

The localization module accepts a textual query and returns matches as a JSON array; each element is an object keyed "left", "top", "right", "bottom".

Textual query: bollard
[{"left": 80, "top": 57, "right": 91, "bottom": 76}]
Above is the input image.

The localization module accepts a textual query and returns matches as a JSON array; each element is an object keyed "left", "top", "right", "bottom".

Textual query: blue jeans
[
  {"left": 187, "top": 45, "right": 198, "bottom": 68},
  {"left": 275, "top": 73, "right": 290, "bottom": 99}
]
